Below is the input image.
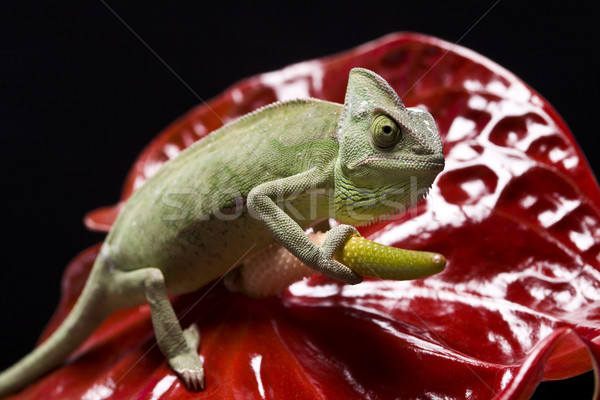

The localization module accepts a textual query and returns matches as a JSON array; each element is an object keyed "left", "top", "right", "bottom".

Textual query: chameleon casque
[{"left": 0, "top": 68, "right": 444, "bottom": 396}]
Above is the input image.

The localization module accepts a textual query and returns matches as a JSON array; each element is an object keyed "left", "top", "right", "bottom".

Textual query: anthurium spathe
[{"left": 10, "top": 33, "right": 599, "bottom": 400}]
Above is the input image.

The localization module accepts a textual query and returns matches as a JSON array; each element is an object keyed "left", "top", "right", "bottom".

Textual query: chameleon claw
[
  {"left": 170, "top": 324, "right": 204, "bottom": 392},
  {"left": 176, "top": 367, "right": 205, "bottom": 391}
]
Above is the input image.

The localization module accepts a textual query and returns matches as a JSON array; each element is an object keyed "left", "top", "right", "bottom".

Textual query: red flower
[{"left": 11, "top": 33, "right": 599, "bottom": 399}]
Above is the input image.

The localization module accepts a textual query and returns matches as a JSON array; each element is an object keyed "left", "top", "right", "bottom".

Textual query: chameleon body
[{"left": 0, "top": 68, "right": 444, "bottom": 396}]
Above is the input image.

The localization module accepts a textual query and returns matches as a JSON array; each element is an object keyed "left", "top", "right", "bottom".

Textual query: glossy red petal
[{"left": 13, "top": 32, "right": 599, "bottom": 400}]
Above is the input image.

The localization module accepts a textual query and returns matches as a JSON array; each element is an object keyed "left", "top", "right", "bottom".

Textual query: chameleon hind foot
[
  {"left": 170, "top": 357, "right": 204, "bottom": 391},
  {"left": 169, "top": 324, "right": 204, "bottom": 391},
  {"left": 115, "top": 268, "right": 205, "bottom": 391}
]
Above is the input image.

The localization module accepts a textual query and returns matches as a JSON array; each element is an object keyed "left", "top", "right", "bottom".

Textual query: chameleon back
[{"left": 106, "top": 99, "right": 343, "bottom": 293}]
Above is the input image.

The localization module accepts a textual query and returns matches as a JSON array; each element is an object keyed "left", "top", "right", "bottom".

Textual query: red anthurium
[{"left": 10, "top": 33, "right": 599, "bottom": 400}]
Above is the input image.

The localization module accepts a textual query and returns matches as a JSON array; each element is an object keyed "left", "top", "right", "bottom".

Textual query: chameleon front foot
[{"left": 317, "top": 224, "right": 363, "bottom": 284}]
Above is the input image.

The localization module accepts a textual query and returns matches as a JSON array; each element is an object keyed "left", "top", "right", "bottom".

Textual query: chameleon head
[{"left": 333, "top": 68, "right": 444, "bottom": 225}]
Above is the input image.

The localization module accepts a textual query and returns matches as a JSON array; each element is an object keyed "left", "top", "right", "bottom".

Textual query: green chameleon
[{"left": 0, "top": 68, "right": 444, "bottom": 396}]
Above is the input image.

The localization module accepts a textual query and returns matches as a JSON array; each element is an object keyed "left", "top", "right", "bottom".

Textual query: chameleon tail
[{"left": 0, "top": 259, "right": 110, "bottom": 398}]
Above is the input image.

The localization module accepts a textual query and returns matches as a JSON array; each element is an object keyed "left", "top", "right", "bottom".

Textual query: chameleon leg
[
  {"left": 114, "top": 268, "right": 204, "bottom": 391},
  {"left": 247, "top": 169, "right": 362, "bottom": 284}
]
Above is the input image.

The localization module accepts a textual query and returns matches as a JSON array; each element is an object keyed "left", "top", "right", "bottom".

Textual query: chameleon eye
[{"left": 370, "top": 114, "right": 402, "bottom": 149}]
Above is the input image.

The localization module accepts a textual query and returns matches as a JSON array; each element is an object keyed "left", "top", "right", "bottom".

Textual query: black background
[{"left": 0, "top": 1, "right": 596, "bottom": 398}]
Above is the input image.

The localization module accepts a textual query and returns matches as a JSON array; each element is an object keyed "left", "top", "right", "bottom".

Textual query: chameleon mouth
[{"left": 352, "top": 155, "right": 445, "bottom": 171}]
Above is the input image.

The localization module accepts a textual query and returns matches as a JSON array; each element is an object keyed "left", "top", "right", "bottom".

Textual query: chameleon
[{"left": 0, "top": 68, "right": 444, "bottom": 396}]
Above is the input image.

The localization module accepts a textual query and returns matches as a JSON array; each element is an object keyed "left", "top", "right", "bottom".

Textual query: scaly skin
[{"left": 0, "top": 68, "right": 444, "bottom": 397}]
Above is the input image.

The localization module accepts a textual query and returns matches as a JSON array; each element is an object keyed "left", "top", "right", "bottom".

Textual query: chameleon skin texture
[
  {"left": 236, "top": 240, "right": 316, "bottom": 298},
  {"left": 237, "top": 232, "right": 445, "bottom": 297},
  {"left": 0, "top": 68, "right": 444, "bottom": 397}
]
